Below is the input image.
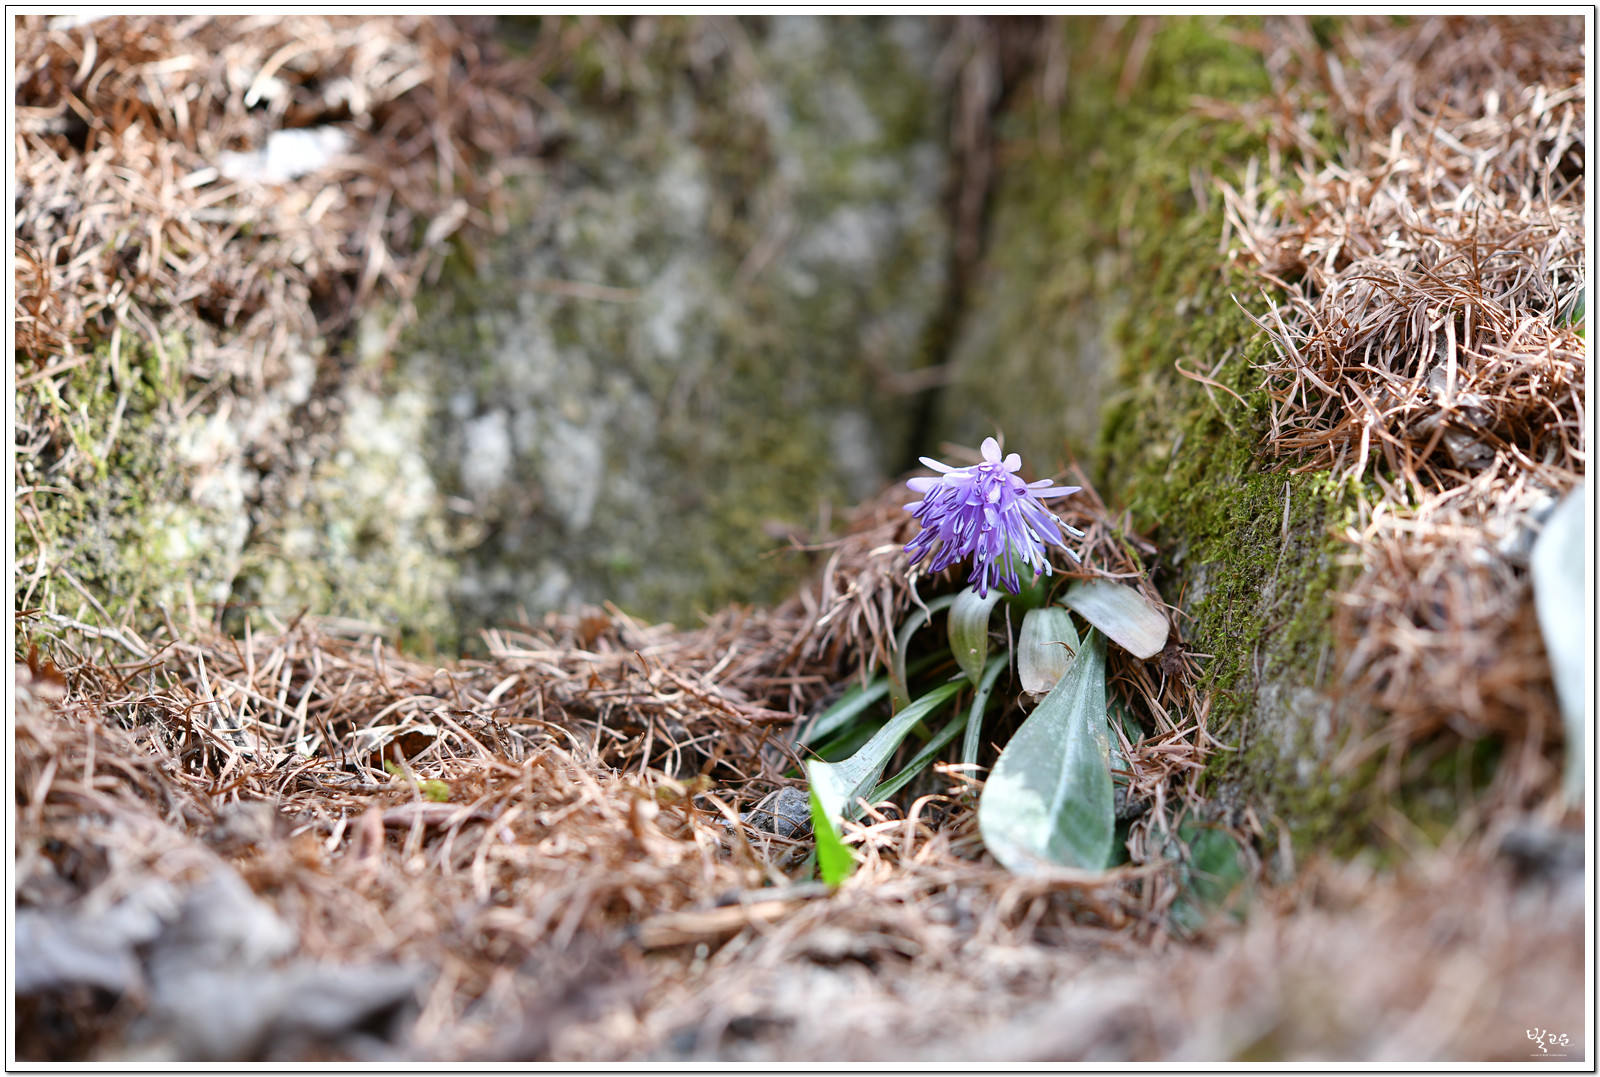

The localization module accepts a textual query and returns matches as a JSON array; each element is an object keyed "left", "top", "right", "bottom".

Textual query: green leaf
[
  {"left": 808, "top": 718, "right": 887, "bottom": 763},
  {"left": 865, "top": 655, "right": 1007, "bottom": 802},
  {"left": 1563, "top": 285, "right": 1585, "bottom": 336},
  {"left": 1017, "top": 605, "right": 1080, "bottom": 696},
  {"left": 962, "top": 651, "right": 1010, "bottom": 768},
  {"left": 809, "top": 788, "right": 855, "bottom": 887},
  {"left": 978, "top": 629, "right": 1115, "bottom": 873},
  {"left": 948, "top": 585, "right": 1004, "bottom": 686},
  {"left": 1169, "top": 822, "right": 1250, "bottom": 932},
  {"left": 800, "top": 654, "right": 940, "bottom": 747},
  {"left": 869, "top": 709, "right": 969, "bottom": 804},
  {"left": 1061, "top": 579, "right": 1169, "bottom": 660},
  {"left": 888, "top": 594, "right": 956, "bottom": 712},
  {"left": 808, "top": 681, "right": 962, "bottom": 825},
  {"left": 1531, "top": 483, "right": 1587, "bottom": 805},
  {"left": 802, "top": 674, "right": 890, "bottom": 747}
]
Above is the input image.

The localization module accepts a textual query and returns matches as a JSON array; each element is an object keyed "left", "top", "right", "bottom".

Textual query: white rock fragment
[{"left": 217, "top": 126, "right": 353, "bottom": 186}]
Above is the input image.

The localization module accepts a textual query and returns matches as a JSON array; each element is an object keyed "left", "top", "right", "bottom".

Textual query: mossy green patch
[
  {"left": 15, "top": 331, "right": 241, "bottom": 639},
  {"left": 226, "top": 375, "right": 465, "bottom": 655},
  {"left": 1073, "top": 20, "right": 1370, "bottom": 853},
  {"left": 939, "top": 15, "right": 1284, "bottom": 470},
  {"left": 939, "top": 16, "right": 1384, "bottom": 851}
]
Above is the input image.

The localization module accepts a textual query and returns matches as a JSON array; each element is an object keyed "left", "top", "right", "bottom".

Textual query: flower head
[{"left": 903, "top": 436, "right": 1084, "bottom": 597}]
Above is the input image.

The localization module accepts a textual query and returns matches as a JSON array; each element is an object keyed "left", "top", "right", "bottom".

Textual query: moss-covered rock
[
  {"left": 17, "top": 330, "right": 258, "bottom": 629},
  {"left": 278, "top": 15, "right": 958, "bottom": 637},
  {"left": 936, "top": 17, "right": 1373, "bottom": 852}
]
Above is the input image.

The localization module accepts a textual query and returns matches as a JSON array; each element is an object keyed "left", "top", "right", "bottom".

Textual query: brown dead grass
[
  {"left": 15, "top": 14, "right": 552, "bottom": 372},
  {"left": 945, "top": 843, "right": 1585, "bottom": 1064},
  {"left": 17, "top": 615, "right": 1581, "bottom": 1061},
  {"left": 1220, "top": 14, "right": 1586, "bottom": 788}
]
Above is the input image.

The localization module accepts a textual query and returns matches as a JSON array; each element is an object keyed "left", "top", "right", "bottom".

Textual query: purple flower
[{"left": 903, "top": 437, "right": 1084, "bottom": 597}]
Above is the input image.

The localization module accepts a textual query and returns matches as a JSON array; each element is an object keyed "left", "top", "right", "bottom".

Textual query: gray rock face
[
  {"left": 938, "top": 225, "right": 1121, "bottom": 476},
  {"left": 368, "top": 16, "right": 955, "bottom": 631}
]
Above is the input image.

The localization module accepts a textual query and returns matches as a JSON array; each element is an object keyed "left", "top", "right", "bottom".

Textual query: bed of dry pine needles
[
  {"left": 11, "top": 13, "right": 1587, "bottom": 1064},
  {"left": 14, "top": 13, "right": 562, "bottom": 373},
  {"left": 1220, "top": 14, "right": 1587, "bottom": 801},
  {"left": 17, "top": 466, "right": 1583, "bottom": 1062},
  {"left": 15, "top": 456, "right": 1234, "bottom": 1060}
]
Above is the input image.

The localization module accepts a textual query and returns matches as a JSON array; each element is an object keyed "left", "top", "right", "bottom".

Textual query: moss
[
  {"left": 1076, "top": 21, "right": 1373, "bottom": 853},
  {"left": 15, "top": 331, "right": 240, "bottom": 636},
  {"left": 939, "top": 16, "right": 1392, "bottom": 852},
  {"left": 226, "top": 371, "right": 466, "bottom": 655},
  {"left": 938, "top": 16, "right": 1282, "bottom": 470}
]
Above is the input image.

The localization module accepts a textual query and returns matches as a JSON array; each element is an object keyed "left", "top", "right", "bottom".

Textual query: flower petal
[
  {"left": 903, "top": 435, "right": 1084, "bottom": 592},
  {"left": 1028, "top": 483, "right": 1081, "bottom": 499}
]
